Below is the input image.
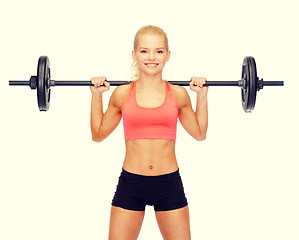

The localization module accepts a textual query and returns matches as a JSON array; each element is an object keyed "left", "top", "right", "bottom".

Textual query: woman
[{"left": 90, "top": 25, "right": 208, "bottom": 240}]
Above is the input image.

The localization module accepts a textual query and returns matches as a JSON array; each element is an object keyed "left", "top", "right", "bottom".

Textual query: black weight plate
[
  {"left": 37, "top": 56, "right": 51, "bottom": 111},
  {"left": 241, "top": 56, "right": 257, "bottom": 112}
]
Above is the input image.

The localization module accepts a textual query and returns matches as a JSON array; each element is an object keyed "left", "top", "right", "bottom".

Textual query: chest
[{"left": 135, "top": 88, "right": 166, "bottom": 108}]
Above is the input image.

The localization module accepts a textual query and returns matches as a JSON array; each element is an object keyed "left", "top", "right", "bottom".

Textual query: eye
[
  {"left": 140, "top": 50, "right": 147, "bottom": 53},
  {"left": 157, "top": 50, "right": 164, "bottom": 54}
]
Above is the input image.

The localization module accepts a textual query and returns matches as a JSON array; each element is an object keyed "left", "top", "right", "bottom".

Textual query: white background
[{"left": 1, "top": 0, "right": 298, "bottom": 239}]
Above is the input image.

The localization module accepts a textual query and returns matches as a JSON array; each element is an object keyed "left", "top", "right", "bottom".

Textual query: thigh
[
  {"left": 155, "top": 206, "right": 191, "bottom": 240},
  {"left": 109, "top": 206, "right": 145, "bottom": 240}
]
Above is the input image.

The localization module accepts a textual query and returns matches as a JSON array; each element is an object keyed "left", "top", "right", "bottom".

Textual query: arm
[
  {"left": 175, "top": 77, "right": 208, "bottom": 141},
  {"left": 90, "top": 77, "right": 123, "bottom": 142},
  {"left": 90, "top": 93, "right": 104, "bottom": 141},
  {"left": 194, "top": 93, "right": 208, "bottom": 140},
  {"left": 91, "top": 91, "right": 122, "bottom": 142}
]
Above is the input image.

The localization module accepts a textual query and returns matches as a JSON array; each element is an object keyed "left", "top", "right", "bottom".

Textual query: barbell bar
[{"left": 9, "top": 56, "right": 284, "bottom": 112}]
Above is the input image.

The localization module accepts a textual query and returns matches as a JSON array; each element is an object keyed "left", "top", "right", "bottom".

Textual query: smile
[{"left": 144, "top": 63, "right": 159, "bottom": 68}]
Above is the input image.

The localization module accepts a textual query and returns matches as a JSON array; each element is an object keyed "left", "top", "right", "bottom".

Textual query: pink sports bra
[{"left": 121, "top": 81, "right": 179, "bottom": 140}]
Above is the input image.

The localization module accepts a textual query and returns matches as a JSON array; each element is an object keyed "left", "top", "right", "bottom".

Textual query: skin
[{"left": 90, "top": 33, "right": 208, "bottom": 239}]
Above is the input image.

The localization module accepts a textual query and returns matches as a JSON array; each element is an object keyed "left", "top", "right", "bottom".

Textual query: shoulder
[
  {"left": 169, "top": 83, "right": 190, "bottom": 108},
  {"left": 110, "top": 82, "right": 132, "bottom": 108}
]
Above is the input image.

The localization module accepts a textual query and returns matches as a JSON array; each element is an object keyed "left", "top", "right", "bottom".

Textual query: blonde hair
[{"left": 130, "top": 25, "right": 169, "bottom": 81}]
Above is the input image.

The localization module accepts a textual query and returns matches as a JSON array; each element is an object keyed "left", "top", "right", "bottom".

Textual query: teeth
[{"left": 145, "top": 64, "right": 158, "bottom": 67}]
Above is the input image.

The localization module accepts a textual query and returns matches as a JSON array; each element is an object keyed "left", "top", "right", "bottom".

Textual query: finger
[
  {"left": 198, "top": 78, "right": 204, "bottom": 88},
  {"left": 99, "top": 77, "right": 105, "bottom": 85},
  {"left": 193, "top": 77, "right": 201, "bottom": 88},
  {"left": 90, "top": 77, "right": 95, "bottom": 85},
  {"left": 190, "top": 77, "right": 197, "bottom": 86},
  {"left": 197, "top": 77, "right": 207, "bottom": 88},
  {"left": 95, "top": 77, "right": 103, "bottom": 88},
  {"left": 104, "top": 80, "right": 110, "bottom": 89},
  {"left": 91, "top": 77, "right": 100, "bottom": 87},
  {"left": 200, "top": 77, "right": 207, "bottom": 85},
  {"left": 94, "top": 78, "right": 100, "bottom": 88},
  {"left": 189, "top": 80, "right": 196, "bottom": 88},
  {"left": 97, "top": 77, "right": 106, "bottom": 87}
]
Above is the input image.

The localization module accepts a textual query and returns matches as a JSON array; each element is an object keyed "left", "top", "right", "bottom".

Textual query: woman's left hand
[{"left": 190, "top": 76, "right": 209, "bottom": 96}]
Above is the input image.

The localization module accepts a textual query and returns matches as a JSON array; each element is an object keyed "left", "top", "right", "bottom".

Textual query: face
[{"left": 132, "top": 33, "right": 170, "bottom": 78}]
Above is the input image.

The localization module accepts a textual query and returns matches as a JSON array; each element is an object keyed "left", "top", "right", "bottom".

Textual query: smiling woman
[{"left": 89, "top": 25, "right": 208, "bottom": 240}]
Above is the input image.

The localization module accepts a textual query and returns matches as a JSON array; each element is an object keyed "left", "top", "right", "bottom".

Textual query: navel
[{"left": 149, "top": 165, "right": 153, "bottom": 170}]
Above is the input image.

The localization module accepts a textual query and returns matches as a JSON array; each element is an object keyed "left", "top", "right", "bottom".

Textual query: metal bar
[
  {"left": 170, "top": 81, "right": 240, "bottom": 86},
  {"left": 263, "top": 81, "right": 284, "bottom": 86},
  {"left": 9, "top": 81, "right": 30, "bottom": 86},
  {"left": 53, "top": 80, "right": 240, "bottom": 87},
  {"left": 53, "top": 81, "right": 130, "bottom": 86},
  {"left": 9, "top": 80, "right": 285, "bottom": 87}
]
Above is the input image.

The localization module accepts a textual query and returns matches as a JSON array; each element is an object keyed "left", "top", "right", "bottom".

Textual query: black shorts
[{"left": 111, "top": 168, "right": 188, "bottom": 211}]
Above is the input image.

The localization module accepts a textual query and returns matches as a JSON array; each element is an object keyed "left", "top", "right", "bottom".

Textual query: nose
[{"left": 149, "top": 51, "right": 155, "bottom": 61}]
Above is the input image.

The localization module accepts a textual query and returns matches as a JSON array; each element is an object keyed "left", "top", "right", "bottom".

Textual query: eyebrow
[{"left": 139, "top": 47, "right": 165, "bottom": 50}]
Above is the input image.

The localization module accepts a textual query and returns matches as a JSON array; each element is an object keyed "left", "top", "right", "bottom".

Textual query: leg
[
  {"left": 155, "top": 206, "right": 191, "bottom": 240},
  {"left": 108, "top": 206, "right": 145, "bottom": 240}
]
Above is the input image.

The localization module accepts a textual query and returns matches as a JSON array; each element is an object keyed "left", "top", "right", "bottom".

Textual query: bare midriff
[{"left": 123, "top": 139, "right": 179, "bottom": 176}]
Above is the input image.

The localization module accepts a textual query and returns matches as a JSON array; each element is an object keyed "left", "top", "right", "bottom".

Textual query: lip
[{"left": 144, "top": 63, "right": 159, "bottom": 68}]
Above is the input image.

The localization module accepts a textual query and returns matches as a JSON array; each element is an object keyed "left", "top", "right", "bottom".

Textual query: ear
[
  {"left": 166, "top": 50, "right": 171, "bottom": 62},
  {"left": 132, "top": 50, "right": 137, "bottom": 62}
]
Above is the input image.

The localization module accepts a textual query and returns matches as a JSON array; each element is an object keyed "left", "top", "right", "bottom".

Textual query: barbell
[{"left": 9, "top": 56, "right": 284, "bottom": 112}]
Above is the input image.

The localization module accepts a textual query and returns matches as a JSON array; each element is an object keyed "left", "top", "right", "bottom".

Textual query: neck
[{"left": 137, "top": 72, "right": 164, "bottom": 88}]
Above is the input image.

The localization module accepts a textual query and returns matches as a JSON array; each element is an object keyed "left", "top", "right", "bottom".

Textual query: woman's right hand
[{"left": 90, "top": 76, "right": 110, "bottom": 94}]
